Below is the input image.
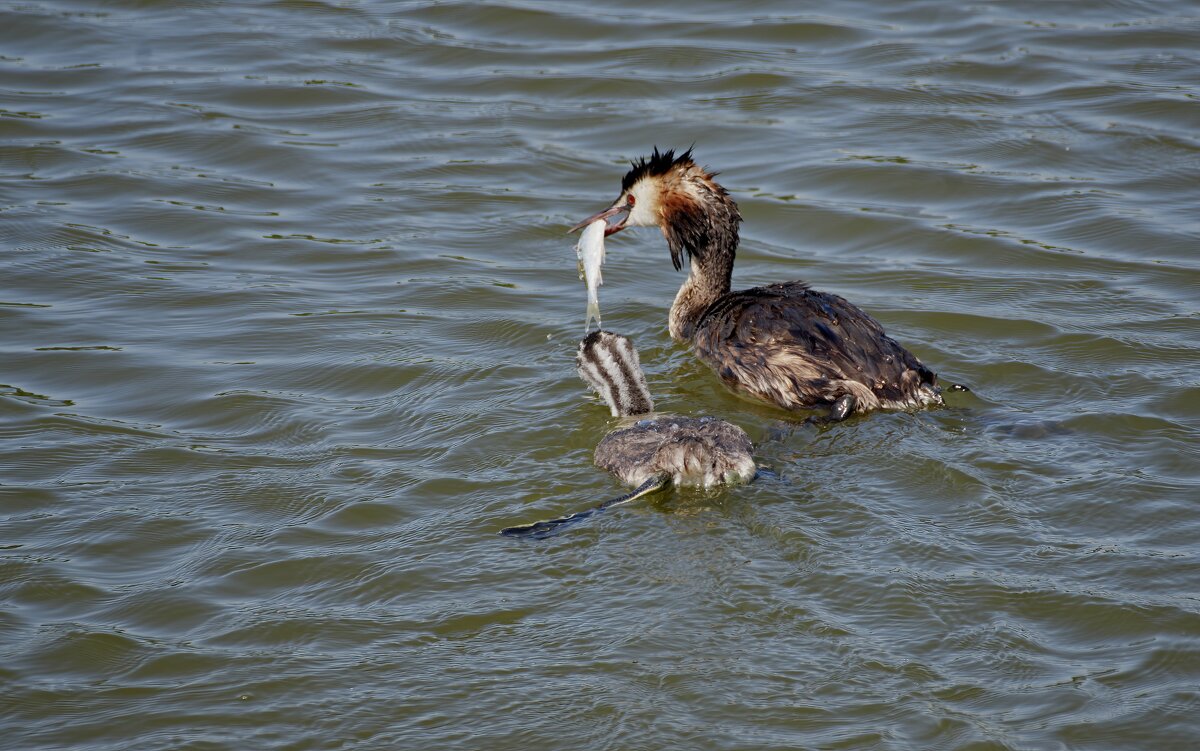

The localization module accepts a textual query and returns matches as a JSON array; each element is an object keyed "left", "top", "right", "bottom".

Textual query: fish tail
[{"left": 586, "top": 297, "right": 601, "bottom": 332}]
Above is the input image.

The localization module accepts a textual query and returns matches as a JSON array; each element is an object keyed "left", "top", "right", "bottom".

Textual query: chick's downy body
[{"left": 576, "top": 330, "right": 755, "bottom": 489}]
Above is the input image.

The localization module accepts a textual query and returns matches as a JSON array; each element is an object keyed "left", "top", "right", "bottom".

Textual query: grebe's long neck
[
  {"left": 664, "top": 190, "right": 739, "bottom": 341},
  {"left": 669, "top": 254, "right": 733, "bottom": 340},
  {"left": 577, "top": 331, "right": 654, "bottom": 417}
]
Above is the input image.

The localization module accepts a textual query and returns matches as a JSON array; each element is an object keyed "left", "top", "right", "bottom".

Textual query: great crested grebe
[
  {"left": 571, "top": 148, "right": 945, "bottom": 420},
  {"left": 500, "top": 330, "right": 755, "bottom": 539}
]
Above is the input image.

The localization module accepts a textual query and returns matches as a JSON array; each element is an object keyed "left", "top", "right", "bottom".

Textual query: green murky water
[{"left": 2, "top": 1, "right": 1198, "bottom": 748}]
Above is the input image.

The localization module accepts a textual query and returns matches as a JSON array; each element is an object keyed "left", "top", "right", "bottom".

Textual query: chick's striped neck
[{"left": 576, "top": 332, "right": 654, "bottom": 418}]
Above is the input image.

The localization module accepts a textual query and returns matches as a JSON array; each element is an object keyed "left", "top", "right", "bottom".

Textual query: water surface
[{"left": 2, "top": 1, "right": 1198, "bottom": 749}]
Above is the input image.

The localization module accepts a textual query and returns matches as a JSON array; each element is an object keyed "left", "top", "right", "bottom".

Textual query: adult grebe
[
  {"left": 571, "top": 148, "right": 944, "bottom": 420},
  {"left": 500, "top": 330, "right": 756, "bottom": 539}
]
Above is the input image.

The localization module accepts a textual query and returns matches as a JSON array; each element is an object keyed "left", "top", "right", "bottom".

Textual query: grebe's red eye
[{"left": 626, "top": 194, "right": 636, "bottom": 207}]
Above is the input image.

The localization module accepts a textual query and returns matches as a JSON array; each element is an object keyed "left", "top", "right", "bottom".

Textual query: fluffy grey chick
[{"left": 501, "top": 330, "right": 755, "bottom": 539}]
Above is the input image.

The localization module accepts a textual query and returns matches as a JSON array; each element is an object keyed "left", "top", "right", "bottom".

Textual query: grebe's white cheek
[{"left": 626, "top": 185, "right": 659, "bottom": 227}]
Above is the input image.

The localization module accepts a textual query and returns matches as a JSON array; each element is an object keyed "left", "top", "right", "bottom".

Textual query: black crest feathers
[{"left": 620, "top": 146, "right": 694, "bottom": 193}]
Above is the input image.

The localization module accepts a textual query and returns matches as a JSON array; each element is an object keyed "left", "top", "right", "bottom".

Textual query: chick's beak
[{"left": 569, "top": 199, "right": 632, "bottom": 236}]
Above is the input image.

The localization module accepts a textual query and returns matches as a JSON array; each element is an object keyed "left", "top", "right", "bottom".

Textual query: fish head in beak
[{"left": 569, "top": 195, "right": 634, "bottom": 236}]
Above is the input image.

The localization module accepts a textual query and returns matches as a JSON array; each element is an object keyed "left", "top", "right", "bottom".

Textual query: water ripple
[{"left": 2, "top": 0, "right": 1199, "bottom": 749}]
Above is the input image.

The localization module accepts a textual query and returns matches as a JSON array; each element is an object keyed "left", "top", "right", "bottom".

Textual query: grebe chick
[
  {"left": 571, "top": 148, "right": 946, "bottom": 421},
  {"left": 500, "top": 330, "right": 755, "bottom": 539}
]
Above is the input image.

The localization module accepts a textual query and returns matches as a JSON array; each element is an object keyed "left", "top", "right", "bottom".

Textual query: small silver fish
[{"left": 576, "top": 218, "right": 606, "bottom": 332}]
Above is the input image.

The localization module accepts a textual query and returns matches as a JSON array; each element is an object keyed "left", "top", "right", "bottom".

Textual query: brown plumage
[{"left": 572, "top": 148, "right": 943, "bottom": 417}]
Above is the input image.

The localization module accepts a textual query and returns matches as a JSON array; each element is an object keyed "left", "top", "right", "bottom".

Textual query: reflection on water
[{"left": 1, "top": 0, "right": 1198, "bottom": 748}]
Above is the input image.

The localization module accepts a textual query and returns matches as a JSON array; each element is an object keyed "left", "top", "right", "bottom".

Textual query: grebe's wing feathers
[{"left": 692, "top": 282, "right": 937, "bottom": 411}]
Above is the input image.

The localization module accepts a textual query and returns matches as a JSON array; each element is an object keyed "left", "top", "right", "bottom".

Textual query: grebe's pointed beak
[{"left": 569, "top": 199, "right": 633, "bottom": 236}]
